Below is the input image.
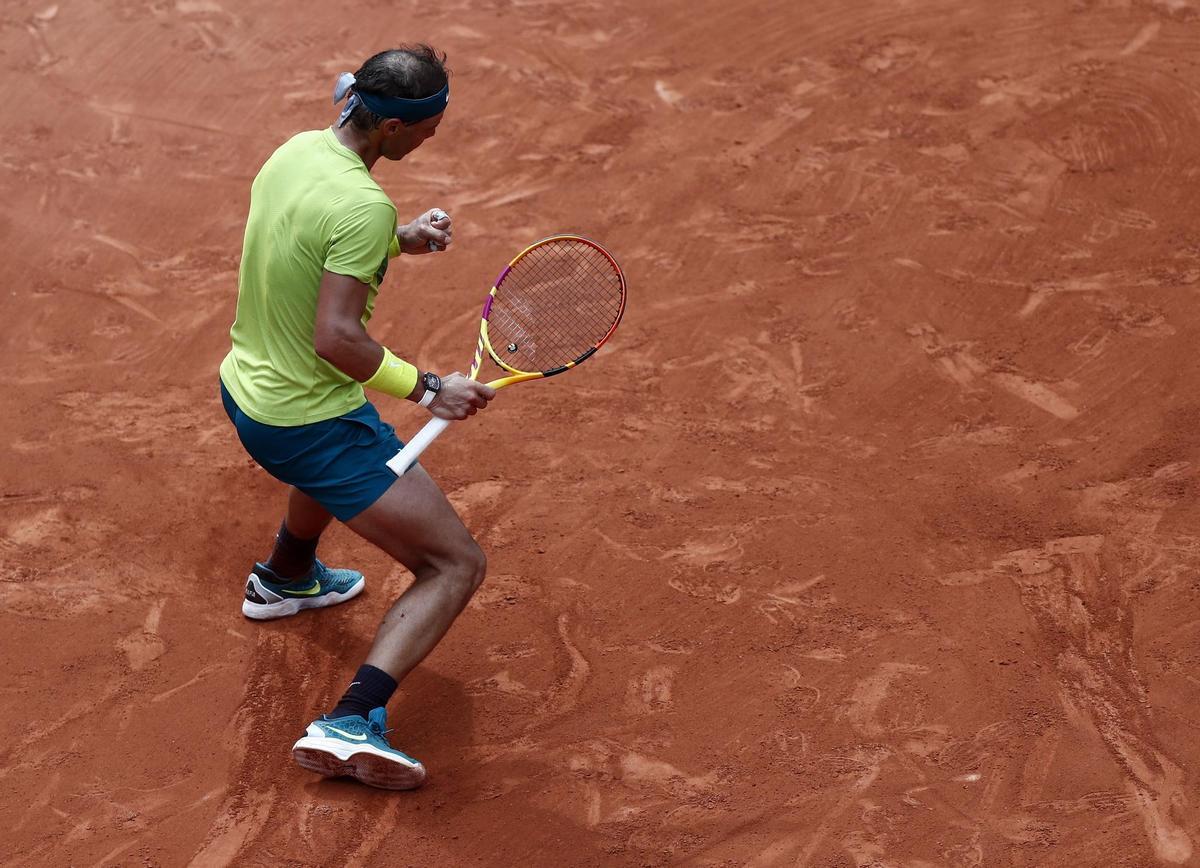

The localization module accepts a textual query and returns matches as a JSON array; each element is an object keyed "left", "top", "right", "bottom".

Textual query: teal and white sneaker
[
  {"left": 241, "top": 560, "right": 365, "bottom": 620},
  {"left": 292, "top": 707, "right": 427, "bottom": 790}
]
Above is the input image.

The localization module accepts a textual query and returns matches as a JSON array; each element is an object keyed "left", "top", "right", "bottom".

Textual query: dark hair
[{"left": 348, "top": 45, "right": 450, "bottom": 130}]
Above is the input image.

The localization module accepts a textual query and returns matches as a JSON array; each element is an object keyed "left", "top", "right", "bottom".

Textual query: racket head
[{"left": 480, "top": 234, "right": 626, "bottom": 378}]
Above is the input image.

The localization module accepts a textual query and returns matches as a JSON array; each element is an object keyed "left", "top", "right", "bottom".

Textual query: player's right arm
[{"left": 313, "top": 270, "right": 493, "bottom": 419}]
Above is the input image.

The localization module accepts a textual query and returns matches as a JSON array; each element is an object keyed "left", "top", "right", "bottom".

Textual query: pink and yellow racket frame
[{"left": 386, "top": 234, "right": 626, "bottom": 475}]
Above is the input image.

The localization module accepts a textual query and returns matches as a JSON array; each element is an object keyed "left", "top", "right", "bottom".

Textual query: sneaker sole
[
  {"left": 292, "top": 737, "right": 427, "bottom": 790},
  {"left": 241, "top": 577, "right": 365, "bottom": 620}
]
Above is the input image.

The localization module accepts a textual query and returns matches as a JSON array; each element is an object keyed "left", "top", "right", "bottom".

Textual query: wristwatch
[{"left": 417, "top": 371, "right": 441, "bottom": 407}]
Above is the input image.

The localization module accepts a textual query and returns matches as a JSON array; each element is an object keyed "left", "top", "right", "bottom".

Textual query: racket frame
[
  {"left": 386, "top": 234, "right": 626, "bottom": 476},
  {"left": 474, "top": 233, "right": 626, "bottom": 385}
]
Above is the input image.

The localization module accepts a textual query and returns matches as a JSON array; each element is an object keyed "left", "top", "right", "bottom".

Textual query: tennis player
[{"left": 218, "top": 45, "right": 495, "bottom": 790}]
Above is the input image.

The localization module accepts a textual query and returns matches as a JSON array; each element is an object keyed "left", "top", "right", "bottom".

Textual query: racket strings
[
  {"left": 494, "top": 255, "right": 619, "bottom": 365},
  {"left": 488, "top": 240, "right": 624, "bottom": 372}
]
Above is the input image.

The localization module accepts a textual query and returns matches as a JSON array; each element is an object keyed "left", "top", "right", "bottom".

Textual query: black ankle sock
[
  {"left": 265, "top": 521, "right": 319, "bottom": 580},
  {"left": 330, "top": 665, "right": 398, "bottom": 720}
]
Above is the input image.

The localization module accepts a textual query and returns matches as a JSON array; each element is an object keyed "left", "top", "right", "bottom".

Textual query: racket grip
[{"left": 387, "top": 416, "right": 453, "bottom": 476}]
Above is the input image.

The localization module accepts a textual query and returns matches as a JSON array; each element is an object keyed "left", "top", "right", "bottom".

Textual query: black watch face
[{"left": 423, "top": 372, "right": 441, "bottom": 392}]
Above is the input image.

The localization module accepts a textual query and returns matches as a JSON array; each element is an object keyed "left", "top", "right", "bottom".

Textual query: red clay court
[{"left": 4, "top": 0, "right": 1200, "bottom": 865}]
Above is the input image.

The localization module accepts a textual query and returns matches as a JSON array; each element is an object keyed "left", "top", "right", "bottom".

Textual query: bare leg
[
  {"left": 290, "top": 466, "right": 481, "bottom": 790},
  {"left": 254, "top": 487, "right": 336, "bottom": 578},
  {"left": 345, "top": 464, "right": 485, "bottom": 683},
  {"left": 285, "top": 486, "right": 334, "bottom": 539}
]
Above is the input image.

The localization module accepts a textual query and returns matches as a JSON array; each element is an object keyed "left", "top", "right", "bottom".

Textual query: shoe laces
[{"left": 366, "top": 707, "right": 394, "bottom": 737}]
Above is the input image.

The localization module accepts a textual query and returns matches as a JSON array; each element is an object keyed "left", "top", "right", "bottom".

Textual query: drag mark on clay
[
  {"left": 844, "top": 662, "right": 929, "bottom": 738},
  {"left": 150, "top": 662, "right": 236, "bottom": 704},
  {"left": 468, "top": 668, "right": 538, "bottom": 699},
  {"left": 1120, "top": 21, "right": 1161, "bottom": 56},
  {"left": 1017, "top": 274, "right": 1114, "bottom": 318},
  {"left": 86, "top": 100, "right": 240, "bottom": 137},
  {"left": 117, "top": 599, "right": 167, "bottom": 671},
  {"left": 1056, "top": 673, "right": 1193, "bottom": 864},
  {"left": 667, "top": 573, "right": 742, "bottom": 604},
  {"left": 540, "top": 614, "right": 591, "bottom": 718},
  {"left": 1016, "top": 725, "right": 1064, "bottom": 807},
  {"left": 594, "top": 527, "right": 648, "bottom": 561},
  {"left": 23, "top": 4, "right": 59, "bottom": 67},
  {"left": 786, "top": 750, "right": 887, "bottom": 868},
  {"left": 187, "top": 789, "right": 277, "bottom": 867},
  {"left": 654, "top": 80, "right": 684, "bottom": 107},
  {"left": 555, "top": 736, "right": 719, "bottom": 835},
  {"left": 659, "top": 531, "right": 744, "bottom": 565},
  {"left": 756, "top": 575, "right": 827, "bottom": 625},
  {"left": 947, "top": 514, "right": 1196, "bottom": 862},
  {"left": 906, "top": 323, "right": 987, "bottom": 391},
  {"left": 618, "top": 751, "right": 716, "bottom": 795},
  {"left": 989, "top": 372, "right": 1079, "bottom": 420},
  {"left": 907, "top": 323, "right": 1079, "bottom": 419}
]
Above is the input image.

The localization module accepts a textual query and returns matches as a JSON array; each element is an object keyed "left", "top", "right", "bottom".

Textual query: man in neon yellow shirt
[{"left": 219, "top": 45, "right": 495, "bottom": 790}]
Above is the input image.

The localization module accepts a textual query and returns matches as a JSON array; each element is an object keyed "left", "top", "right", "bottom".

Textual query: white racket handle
[{"left": 387, "top": 416, "right": 452, "bottom": 476}]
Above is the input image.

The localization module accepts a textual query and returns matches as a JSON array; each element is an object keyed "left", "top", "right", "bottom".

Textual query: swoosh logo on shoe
[
  {"left": 324, "top": 725, "right": 368, "bottom": 741},
  {"left": 281, "top": 581, "right": 322, "bottom": 597}
]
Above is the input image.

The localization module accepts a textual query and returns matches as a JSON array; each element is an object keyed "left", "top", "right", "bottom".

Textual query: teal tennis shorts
[{"left": 220, "top": 378, "right": 403, "bottom": 521}]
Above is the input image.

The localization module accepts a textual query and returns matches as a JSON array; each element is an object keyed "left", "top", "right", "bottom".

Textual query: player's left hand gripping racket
[{"left": 386, "top": 234, "right": 627, "bottom": 476}]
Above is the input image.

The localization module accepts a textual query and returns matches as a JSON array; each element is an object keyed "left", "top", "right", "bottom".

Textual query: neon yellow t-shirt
[{"left": 220, "top": 128, "right": 401, "bottom": 426}]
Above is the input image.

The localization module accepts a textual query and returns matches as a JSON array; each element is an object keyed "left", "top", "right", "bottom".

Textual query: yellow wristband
[{"left": 363, "top": 347, "right": 419, "bottom": 400}]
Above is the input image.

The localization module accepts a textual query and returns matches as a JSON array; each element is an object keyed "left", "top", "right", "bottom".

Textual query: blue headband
[{"left": 333, "top": 72, "right": 449, "bottom": 127}]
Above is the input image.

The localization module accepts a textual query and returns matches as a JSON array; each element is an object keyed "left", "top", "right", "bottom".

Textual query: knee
[
  {"left": 465, "top": 542, "right": 487, "bottom": 593},
  {"left": 450, "top": 540, "right": 486, "bottom": 600}
]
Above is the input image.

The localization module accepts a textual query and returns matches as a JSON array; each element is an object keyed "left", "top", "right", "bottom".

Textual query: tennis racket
[{"left": 386, "top": 234, "right": 627, "bottom": 476}]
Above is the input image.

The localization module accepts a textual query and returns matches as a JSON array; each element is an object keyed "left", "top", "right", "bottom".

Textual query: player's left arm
[
  {"left": 313, "top": 272, "right": 397, "bottom": 383},
  {"left": 313, "top": 271, "right": 492, "bottom": 417},
  {"left": 396, "top": 208, "right": 452, "bottom": 255},
  {"left": 319, "top": 202, "right": 425, "bottom": 391}
]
